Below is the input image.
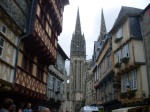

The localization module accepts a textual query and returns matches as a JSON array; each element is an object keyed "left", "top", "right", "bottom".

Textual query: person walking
[
  {"left": 0, "top": 98, "right": 14, "bottom": 112},
  {"left": 23, "top": 103, "right": 32, "bottom": 112}
]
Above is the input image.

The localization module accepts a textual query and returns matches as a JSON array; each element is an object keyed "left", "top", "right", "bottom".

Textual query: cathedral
[{"left": 69, "top": 9, "right": 86, "bottom": 112}]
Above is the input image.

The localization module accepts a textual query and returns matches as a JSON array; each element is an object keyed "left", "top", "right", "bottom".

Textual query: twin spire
[
  {"left": 98, "top": 9, "right": 107, "bottom": 41},
  {"left": 75, "top": 8, "right": 82, "bottom": 35},
  {"left": 74, "top": 8, "right": 107, "bottom": 41}
]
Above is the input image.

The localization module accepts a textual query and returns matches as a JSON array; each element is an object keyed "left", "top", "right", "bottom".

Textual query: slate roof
[
  {"left": 58, "top": 44, "right": 69, "bottom": 60},
  {"left": 110, "top": 6, "right": 142, "bottom": 33}
]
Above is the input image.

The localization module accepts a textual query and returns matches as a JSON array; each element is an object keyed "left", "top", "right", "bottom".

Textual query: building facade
[
  {"left": 140, "top": 4, "right": 150, "bottom": 96},
  {"left": 85, "top": 59, "right": 95, "bottom": 106},
  {"left": 47, "top": 44, "right": 69, "bottom": 112},
  {"left": 0, "top": 0, "right": 69, "bottom": 111},
  {"left": 0, "top": 0, "right": 28, "bottom": 98},
  {"left": 110, "top": 6, "right": 149, "bottom": 108},
  {"left": 69, "top": 9, "right": 86, "bottom": 112}
]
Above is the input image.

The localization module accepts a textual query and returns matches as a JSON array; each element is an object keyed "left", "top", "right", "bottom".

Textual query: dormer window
[
  {"left": 115, "top": 27, "right": 123, "bottom": 43},
  {"left": 117, "top": 27, "right": 123, "bottom": 38}
]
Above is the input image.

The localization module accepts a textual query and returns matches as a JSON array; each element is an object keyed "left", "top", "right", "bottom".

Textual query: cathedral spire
[
  {"left": 75, "top": 8, "right": 82, "bottom": 35},
  {"left": 98, "top": 9, "right": 107, "bottom": 41}
]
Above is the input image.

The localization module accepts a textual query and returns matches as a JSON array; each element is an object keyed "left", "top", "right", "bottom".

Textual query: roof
[
  {"left": 112, "top": 106, "right": 147, "bottom": 112},
  {"left": 110, "top": 6, "right": 142, "bottom": 33},
  {"left": 140, "top": 3, "right": 150, "bottom": 15},
  {"left": 57, "top": 44, "right": 69, "bottom": 60},
  {"left": 62, "top": 0, "right": 69, "bottom": 6}
]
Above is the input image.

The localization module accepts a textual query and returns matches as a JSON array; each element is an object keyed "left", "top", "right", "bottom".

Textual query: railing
[
  {"left": 101, "top": 92, "right": 118, "bottom": 104},
  {"left": 48, "top": 65, "right": 63, "bottom": 79}
]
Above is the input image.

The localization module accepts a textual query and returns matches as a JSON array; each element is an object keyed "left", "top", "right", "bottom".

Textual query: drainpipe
[{"left": 13, "top": 0, "right": 35, "bottom": 87}]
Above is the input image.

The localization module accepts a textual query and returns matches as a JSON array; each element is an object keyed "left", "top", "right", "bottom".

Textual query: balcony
[
  {"left": 47, "top": 0, "right": 63, "bottom": 34},
  {"left": 24, "top": 17, "right": 57, "bottom": 65},
  {"left": 48, "top": 65, "right": 63, "bottom": 80}
]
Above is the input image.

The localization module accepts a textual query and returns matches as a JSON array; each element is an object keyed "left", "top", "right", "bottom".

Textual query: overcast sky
[{"left": 58, "top": 0, "right": 149, "bottom": 75}]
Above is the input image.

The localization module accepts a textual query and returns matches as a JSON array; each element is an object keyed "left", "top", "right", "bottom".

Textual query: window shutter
[
  {"left": 123, "top": 44, "right": 130, "bottom": 58},
  {"left": 61, "top": 82, "right": 63, "bottom": 94},
  {"left": 55, "top": 79, "right": 58, "bottom": 91},
  {"left": 117, "top": 27, "right": 123, "bottom": 38},
  {"left": 126, "top": 44, "right": 129, "bottom": 57},
  {"left": 117, "top": 50, "right": 122, "bottom": 63},
  {"left": 122, "top": 74, "right": 128, "bottom": 92},
  {"left": 130, "top": 70, "right": 137, "bottom": 90},
  {"left": 0, "top": 36, "right": 5, "bottom": 56},
  {"left": 50, "top": 76, "right": 53, "bottom": 90}
]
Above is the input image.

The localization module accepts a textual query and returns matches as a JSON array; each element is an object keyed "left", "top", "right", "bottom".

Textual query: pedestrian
[
  {"left": 16, "top": 105, "right": 23, "bottom": 112},
  {"left": 0, "top": 98, "right": 14, "bottom": 112},
  {"left": 44, "top": 108, "right": 50, "bottom": 112},
  {"left": 23, "top": 103, "right": 32, "bottom": 112}
]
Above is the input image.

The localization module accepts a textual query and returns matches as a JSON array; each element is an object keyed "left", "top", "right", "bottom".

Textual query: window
[
  {"left": 55, "top": 78, "right": 58, "bottom": 91},
  {"left": 57, "top": 80, "right": 60, "bottom": 91},
  {"left": 117, "top": 50, "right": 122, "bottom": 63},
  {"left": 36, "top": 66, "right": 44, "bottom": 81},
  {"left": 22, "top": 48, "right": 34, "bottom": 74},
  {"left": 1, "top": 24, "right": 7, "bottom": 35},
  {"left": 60, "top": 82, "right": 63, "bottom": 94},
  {"left": 122, "top": 74, "right": 128, "bottom": 92},
  {"left": 98, "top": 65, "right": 101, "bottom": 77},
  {"left": 53, "top": 77, "right": 55, "bottom": 91},
  {"left": 117, "top": 27, "right": 123, "bottom": 38},
  {"left": 123, "top": 44, "right": 130, "bottom": 58},
  {"left": 94, "top": 71, "right": 97, "bottom": 81},
  {"left": 121, "top": 70, "right": 137, "bottom": 92},
  {"left": 48, "top": 75, "right": 53, "bottom": 90},
  {"left": 107, "top": 54, "right": 111, "bottom": 68},
  {"left": 130, "top": 70, "right": 137, "bottom": 90},
  {"left": 0, "top": 36, "right": 5, "bottom": 57}
]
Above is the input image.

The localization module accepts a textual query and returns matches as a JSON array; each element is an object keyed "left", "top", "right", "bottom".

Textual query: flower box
[
  {"left": 115, "top": 62, "right": 121, "bottom": 68},
  {"left": 122, "top": 57, "right": 129, "bottom": 63},
  {"left": 114, "top": 37, "right": 123, "bottom": 43}
]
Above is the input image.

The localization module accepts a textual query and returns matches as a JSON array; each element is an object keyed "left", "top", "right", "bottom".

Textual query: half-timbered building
[
  {"left": 0, "top": 0, "right": 69, "bottom": 111},
  {"left": 0, "top": 0, "right": 28, "bottom": 97}
]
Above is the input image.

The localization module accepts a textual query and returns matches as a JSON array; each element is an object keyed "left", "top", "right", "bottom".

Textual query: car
[{"left": 80, "top": 106, "right": 99, "bottom": 112}]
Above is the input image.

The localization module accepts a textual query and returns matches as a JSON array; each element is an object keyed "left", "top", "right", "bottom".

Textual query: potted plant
[
  {"left": 115, "top": 62, "right": 121, "bottom": 68},
  {"left": 114, "top": 37, "right": 123, "bottom": 43},
  {"left": 122, "top": 57, "right": 129, "bottom": 63}
]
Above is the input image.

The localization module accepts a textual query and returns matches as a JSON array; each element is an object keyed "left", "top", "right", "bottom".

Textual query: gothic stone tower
[{"left": 69, "top": 9, "right": 86, "bottom": 112}]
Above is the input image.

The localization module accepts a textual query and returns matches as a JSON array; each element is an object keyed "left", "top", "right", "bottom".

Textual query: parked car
[{"left": 80, "top": 106, "right": 99, "bottom": 112}]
